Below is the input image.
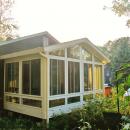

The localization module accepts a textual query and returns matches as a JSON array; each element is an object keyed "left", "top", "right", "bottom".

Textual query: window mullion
[
  {"left": 73, "top": 62, "right": 76, "bottom": 92},
  {"left": 30, "top": 61, "right": 31, "bottom": 95},
  {"left": 57, "top": 60, "right": 58, "bottom": 95}
]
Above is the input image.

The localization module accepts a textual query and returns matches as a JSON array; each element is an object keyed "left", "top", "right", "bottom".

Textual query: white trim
[
  {"left": 0, "top": 31, "right": 59, "bottom": 46},
  {"left": 0, "top": 47, "right": 44, "bottom": 59}
]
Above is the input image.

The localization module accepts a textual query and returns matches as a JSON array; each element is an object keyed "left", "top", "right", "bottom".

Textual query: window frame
[
  {"left": 5, "top": 62, "right": 19, "bottom": 93},
  {"left": 22, "top": 59, "right": 41, "bottom": 96},
  {"left": 50, "top": 58, "right": 65, "bottom": 96}
]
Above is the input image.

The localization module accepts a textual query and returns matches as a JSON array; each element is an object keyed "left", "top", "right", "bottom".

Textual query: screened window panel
[
  {"left": 22, "top": 98, "right": 41, "bottom": 108},
  {"left": 5, "top": 62, "right": 19, "bottom": 93},
  {"left": 49, "top": 49, "right": 65, "bottom": 57},
  {"left": 50, "top": 59, "right": 65, "bottom": 95},
  {"left": 68, "top": 61, "right": 80, "bottom": 93},
  {"left": 22, "top": 59, "right": 40, "bottom": 96},
  {"left": 81, "top": 47, "right": 92, "bottom": 61},
  {"left": 94, "top": 65, "right": 103, "bottom": 90},
  {"left": 67, "top": 45, "right": 80, "bottom": 59},
  {"left": 22, "top": 61, "right": 30, "bottom": 94},
  {"left": 68, "top": 96, "right": 80, "bottom": 104},
  {"left": 6, "top": 96, "right": 19, "bottom": 104},
  {"left": 49, "top": 99, "right": 65, "bottom": 108},
  {"left": 50, "top": 59, "right": 57, "bottom": 95},
  {"left": 94, "top": 56, "right": 102, "bottom": 63},
  {"left": 84, "top": 63, "right": 93, "bottom": 91},
  {"left": 31, "top": 59, "right": 40, "bottom": 95}
]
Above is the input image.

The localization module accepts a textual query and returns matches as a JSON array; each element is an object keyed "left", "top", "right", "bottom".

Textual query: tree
[
  {"left": 0, "top": 0, "right": 18, "bottom": 41},
  {"left": 99, "top": 37, "right": 130, "bottom": 82},
  {"left": 111, "top": 0, "right": 130, "bottom": 27}
]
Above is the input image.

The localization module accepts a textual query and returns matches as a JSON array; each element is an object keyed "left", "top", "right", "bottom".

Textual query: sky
[{"left": 12, "top": 0, "right": 130, "bottom": 46}]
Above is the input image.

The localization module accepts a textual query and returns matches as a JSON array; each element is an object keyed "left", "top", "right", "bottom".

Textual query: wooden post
[{"left": 0, "top": 60, "right": 4, "bottom": 113}]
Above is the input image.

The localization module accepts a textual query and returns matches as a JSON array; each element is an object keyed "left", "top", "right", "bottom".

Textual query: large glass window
[
  {"left": 49, "top": 99, "right": 65, "bottom": 108},
  {"left": 94, "top": 65, "right": 103, "bottom": 90},
  {"left": 22, "top": 98, "right": 41, "bottom": 108},
  {"left": 68, "top": 61, "right": 80, "bottom": 93},
  {"left": 6, "top": 96, "right": 19, "bottom": 104},
  {"left": 67, "top": 45, "right": 92, "bottom": 61},
  {"left": 50, "top": 59, "right": 65, "bottom": 95},
  {"left": 22, "top": 59, "right": 40, "bottom": 95},
  {"left": 5, "top": 62, "right": 19, "bottom": 93},
  {"left": 94, "top": 56, "right": 102, "bottom": 63},
  {"left": 67, "top": 45, "right": 80, "bottom": 59},
  {"left": 68, "top": 96, "right": 80, "bottom": 104},
  {"left": 84, "top": 63, "right": 93, "bottom": 91},
  {"left": 49, "top": 49, "right": 65, "bottom": 57},
  {"left": 81, "top": 47, "right": 92, "bottom": 61}
]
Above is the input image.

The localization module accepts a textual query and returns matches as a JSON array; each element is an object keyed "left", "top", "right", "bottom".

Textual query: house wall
[
  {"left": 47, "top": 47, "right": 104, "bottom": 118},
  {"left": 3, "top": 54, "right": 48, "bottom": 119},
  {"left": 3, "top": 46, "right": 105, "bottom": 120}
]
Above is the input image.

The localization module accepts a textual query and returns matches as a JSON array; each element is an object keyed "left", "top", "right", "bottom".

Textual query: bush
[{"left": 0, "top": 116, "right": 45, "bottom": 130}]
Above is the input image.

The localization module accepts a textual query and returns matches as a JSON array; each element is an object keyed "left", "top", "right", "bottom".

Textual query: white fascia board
[
  {"left": 0, "top": 47, "right": 44, "bottom": 59},
  {"left": 0, "top": 31, "right": 60, "bottom": 47},
  {"left": 0, "top": 32, "right": 47, "bottom": 46}
]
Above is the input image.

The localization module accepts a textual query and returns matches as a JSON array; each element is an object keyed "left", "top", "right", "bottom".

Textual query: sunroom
[{"left": 0, "top": 32, "right": 110, "bottom": 120}]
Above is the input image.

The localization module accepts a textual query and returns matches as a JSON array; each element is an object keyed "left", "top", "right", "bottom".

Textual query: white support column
[
  {"left": 19, "top": 61, "right": 22, "bottom": 104},
  {"left": 102, "top": 65, "right": 105, "bottom": 94},
  {"left": 46, "top": 57, "right": 50, "bottom": 121},
  {"left": 80, "top": 61, "right": 84, "bottom": 104},
  {"left": 41, "top": 56, "right": 49, "bottom": 121},
  {"left": 41, "top": 57, "right": 44, "bottom": 119},
  {"left": 65, "top": 48, "right": 68, "bottom": 105},
  {"left": 92, "top": 54, "right": 95, "bottom": 98}
]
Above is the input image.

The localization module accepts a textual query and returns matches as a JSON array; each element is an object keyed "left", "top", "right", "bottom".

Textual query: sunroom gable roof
[{"left": 45, "top": 38, "right": 110, "bottom": 64}]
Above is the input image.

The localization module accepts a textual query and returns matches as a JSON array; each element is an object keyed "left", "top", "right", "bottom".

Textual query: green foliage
[
  {"left": 0, "top": 117, "right": 45, "bottom": 130},
  {"left": 49, "top": 99, "right": 104, "bottom": 130},
  {"left": 100, "top": 37, "right": 130, "bottom": 82},
  {"left": 121, "top": 116, "right": 130, "bottom": 130}
]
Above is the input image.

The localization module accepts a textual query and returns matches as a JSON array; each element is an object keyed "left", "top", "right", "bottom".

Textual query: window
[
  {"left": 50, "top": 59, "right": 65, "bottom": 95},
  {"left": 68, "top": 96, "right": 80, "bottom": 104},
  {"left": 67, "top": 45, "right": 92, "bottom": 61},
  {"left": 6, "top": 96, "right": 19, "bottom": 103},
  {"left": 84, "top": 63, "right": 93, "bottom": 91},
  {"left": 22, "top": 59, "right": 40, "bottom": 95},
  {"left": 49, "top": 99, "right": 65, "bottom": 108},
  {"left": 22, "top": 98, "right": 41, "bottom": 108},
  {"left": 49, "top": 49, "right": 65, "bottom": 57},
  {"left": 5, "top": 62, "right": 19, "bottom": 93},
  {"left": 67, "top": 45, "right": 80, "bottom": 59},
  {"left": 94, "top": 65, "right": 103, "bottom": 90},
  {"left": 81, "top": 47, "right": 92, "bottom": 61},
  {"left": 68, "top": 61, "right": 80, "bottom": 93},
  {"left": 94, "top": 56, "right": 102, "bottom": 63}
]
